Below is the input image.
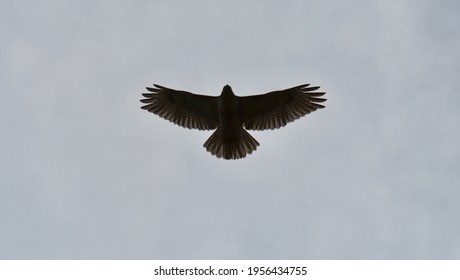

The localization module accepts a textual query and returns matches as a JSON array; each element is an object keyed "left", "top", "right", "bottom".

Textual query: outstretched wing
[
  {"left": 140, "top": 84, "right": 218, "bottom": 130},
  {"left": 239, "top": 84, "right": 326, "bottom": 130}
]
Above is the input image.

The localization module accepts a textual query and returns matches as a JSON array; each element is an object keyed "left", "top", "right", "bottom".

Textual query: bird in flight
[{"left": 140, "top": 84, "right": 326, "bottom": 160}]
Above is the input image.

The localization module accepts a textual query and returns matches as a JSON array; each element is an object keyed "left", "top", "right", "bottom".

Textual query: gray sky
[{"left": 1, "top": 0, "right": 460, "bottom": 259}]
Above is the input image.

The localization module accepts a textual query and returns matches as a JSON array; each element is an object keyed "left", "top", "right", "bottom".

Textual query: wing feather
[
  {"left": 140, "top": 84, "right": 218, "bottom": 130},
  {"left": 240, "top": 84, "right": 326, "bottom": 130}
]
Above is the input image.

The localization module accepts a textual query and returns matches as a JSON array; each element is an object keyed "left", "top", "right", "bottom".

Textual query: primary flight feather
[{"left": 140, "top": 84, "right": 326, "bottom": 160}]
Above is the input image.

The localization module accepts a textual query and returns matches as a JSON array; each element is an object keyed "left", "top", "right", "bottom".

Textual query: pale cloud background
[{"left": 1, "top": 0, "right": 460, "bottom": 259}]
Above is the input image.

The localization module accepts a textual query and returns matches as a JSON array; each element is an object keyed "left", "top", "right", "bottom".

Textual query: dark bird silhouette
[{"left": 140, "top": 84, "right": 326, "bottom": 160}]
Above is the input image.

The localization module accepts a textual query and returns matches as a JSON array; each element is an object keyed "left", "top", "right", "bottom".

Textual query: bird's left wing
[
  {"left": 140, "top": 84, "right": 218, "bottom": 130},
  {"left": 240, "top": 84, "right": 326, "bottom": 130}
]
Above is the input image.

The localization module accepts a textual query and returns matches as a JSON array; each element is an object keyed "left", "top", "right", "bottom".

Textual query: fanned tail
[{"left": 203, "top": 127, "right": 260, "bottom": 160}]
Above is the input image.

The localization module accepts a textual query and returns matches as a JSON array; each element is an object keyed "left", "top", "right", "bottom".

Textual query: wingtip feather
[
  {"left": 146, "top": 87, "right": 160, "bottom": 92},
  {"left": 153, "top": 84, "right": 167, "bottom": 89},
  {"left": 302, "top": 86, "right": 321, "bottom": 92},
  {"left": 140, "top": 98, "right": 153, "bottom": 103},
  {"left": 309, "top": 97, "right": 327, "bottom": 103}
]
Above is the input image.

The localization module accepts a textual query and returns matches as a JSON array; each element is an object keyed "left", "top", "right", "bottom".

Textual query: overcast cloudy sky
[{"left": 1, "top": 0, "right": 460, "bottom": 259}]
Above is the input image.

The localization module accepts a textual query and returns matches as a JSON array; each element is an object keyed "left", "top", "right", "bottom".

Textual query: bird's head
[{"left": 221, "top": 84, "right": 234, "bottom": 97}]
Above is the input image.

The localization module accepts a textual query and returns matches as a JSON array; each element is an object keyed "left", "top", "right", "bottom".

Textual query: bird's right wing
[
  {"left": 240, "top": 84, "right": 326, "bottom": 130},
  {"left": 140, "top": 84, "right": 218, "bottom": 130}
]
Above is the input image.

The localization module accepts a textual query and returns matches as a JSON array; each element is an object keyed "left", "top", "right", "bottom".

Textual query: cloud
[{"left": 1, "top": 0, "right": 460, "bottom": 259}]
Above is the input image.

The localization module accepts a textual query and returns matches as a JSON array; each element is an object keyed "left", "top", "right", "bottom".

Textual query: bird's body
[
  {"left": 206, "top": 85, "right": 259, "bottom": 159},
  {"left": 140, "top": 83, "right": 326, "bottom": 159},
  {"left": 218, "top": 85, "right": 240, "bottom": 141}
]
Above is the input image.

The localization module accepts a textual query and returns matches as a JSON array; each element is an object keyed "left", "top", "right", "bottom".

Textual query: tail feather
[{"left": 203, "top": 128, "right": 260, "bottom": 160}]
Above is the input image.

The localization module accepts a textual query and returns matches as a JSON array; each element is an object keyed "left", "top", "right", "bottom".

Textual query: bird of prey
[{"left": 140, "top": 84, "right": 326, "bottom": 160}]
